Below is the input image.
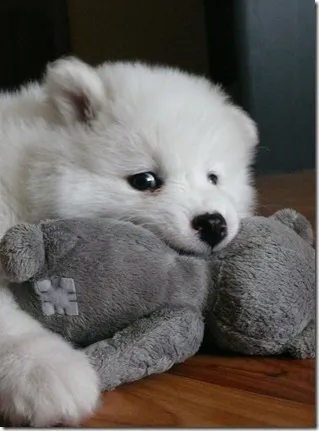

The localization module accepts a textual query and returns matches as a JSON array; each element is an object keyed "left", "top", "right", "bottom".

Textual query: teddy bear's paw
[{"left": 0, "top": 332, "right": 100, "bottom": 426}]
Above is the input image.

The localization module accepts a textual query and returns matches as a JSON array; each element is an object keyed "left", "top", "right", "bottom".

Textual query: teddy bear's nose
[{"left": 192, "top": 212, "right": 227, "bottom": 249}]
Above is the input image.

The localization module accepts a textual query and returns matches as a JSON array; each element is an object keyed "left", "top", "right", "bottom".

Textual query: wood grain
[
  {"left": 83, "top": 170, "right": 316, "bottom": 428},
  {"left": 256, "top": 170, "right": 315, "bottom": 227}
]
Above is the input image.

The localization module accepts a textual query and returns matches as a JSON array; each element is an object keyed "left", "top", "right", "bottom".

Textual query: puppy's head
[{"left": 43, "top": 57, "right": 258, "bottom": 254}]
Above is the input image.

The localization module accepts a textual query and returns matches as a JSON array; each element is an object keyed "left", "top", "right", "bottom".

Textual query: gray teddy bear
[{"left": 0, "top": 208, "right": 315, "bottom": 392}]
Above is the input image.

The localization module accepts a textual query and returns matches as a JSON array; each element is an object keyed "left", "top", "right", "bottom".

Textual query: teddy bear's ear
[
  {"left": 0, "top": 223, "right": 45, "bottom": 282},
  {"left": 270, "top": 209, "right": 314, "bottom": 245}
]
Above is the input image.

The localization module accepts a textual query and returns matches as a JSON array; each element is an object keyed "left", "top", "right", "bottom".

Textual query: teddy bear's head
[{"left": 206, "top": 208, "right": 315, "bottom": 357}]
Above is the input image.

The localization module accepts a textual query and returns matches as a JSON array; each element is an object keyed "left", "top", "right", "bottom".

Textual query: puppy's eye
[
  {"left": 208, "top": 173, "right": 218, "bottom": 185},
  {"left": 128, "top": 172, "right": 162, "bottom": 191}
]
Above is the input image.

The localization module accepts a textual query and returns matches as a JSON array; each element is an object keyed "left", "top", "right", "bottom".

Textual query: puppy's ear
[
  {"left": 230, "top": 105, "right": 259, "bottom": 150},
  {"left": 44, "top": 57, "right": 105, "bottom": 125}
]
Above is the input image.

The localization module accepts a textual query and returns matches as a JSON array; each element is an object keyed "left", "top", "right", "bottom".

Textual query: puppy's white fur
[{"left": 0, "top": 57, "right": 258, "bottom": 425}]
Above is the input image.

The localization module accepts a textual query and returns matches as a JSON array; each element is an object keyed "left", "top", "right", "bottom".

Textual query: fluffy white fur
[{"left": 0, "top": 57, "right": 258, "bottom": 425}]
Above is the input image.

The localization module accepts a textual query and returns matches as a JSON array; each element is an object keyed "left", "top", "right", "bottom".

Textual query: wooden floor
[{"left": 83, "top": 170, "right": 316, "bottom": 428}]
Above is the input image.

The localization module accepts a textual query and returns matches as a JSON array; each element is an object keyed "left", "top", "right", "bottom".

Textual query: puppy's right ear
[{"left": 44, "top": 57, "right": 105, "bottom": 125}]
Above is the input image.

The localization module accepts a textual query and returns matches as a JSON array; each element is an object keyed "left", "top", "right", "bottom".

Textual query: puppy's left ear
[
  {"left": 44, "top": 56, "right": 105, "bottom": 125},
  {"left": 230, "top": 105, "right": 259, "bottom": 150}
]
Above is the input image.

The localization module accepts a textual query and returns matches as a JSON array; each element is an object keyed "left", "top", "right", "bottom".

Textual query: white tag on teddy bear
[{"left": 34, "top": 277, "right": 79, "bottom": 316}]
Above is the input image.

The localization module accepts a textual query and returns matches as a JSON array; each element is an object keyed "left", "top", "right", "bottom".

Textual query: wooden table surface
[{"left": 83, "top": 170, "right": 315, "bottom": 427}]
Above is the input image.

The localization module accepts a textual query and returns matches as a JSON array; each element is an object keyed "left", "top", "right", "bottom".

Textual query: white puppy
[{"left": 0, "top": 57, "right": 258, "bottom": 425}]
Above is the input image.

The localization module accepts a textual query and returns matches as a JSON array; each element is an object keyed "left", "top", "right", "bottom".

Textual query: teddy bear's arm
[{"left": 84, "top": 305, "right": 204, "bottom": 391}]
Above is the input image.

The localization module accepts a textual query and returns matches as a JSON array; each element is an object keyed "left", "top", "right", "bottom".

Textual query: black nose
[{"left": 192, "top": 212, "right": 227, "bottom": 248}]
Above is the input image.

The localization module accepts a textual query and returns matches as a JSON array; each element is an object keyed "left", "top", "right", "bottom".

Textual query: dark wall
[
  {"left": 232, "top": 0, "right": 316, "bottom": 175},
  {"left": 67, "top": 0, "right": 209, "bottom": 75},
  {"left": 0, "top": 0, "right": 69, "bottom": 91}
]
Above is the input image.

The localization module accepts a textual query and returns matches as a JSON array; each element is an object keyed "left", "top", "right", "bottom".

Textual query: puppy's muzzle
[{"left": 192, "top": 212, "right": 227, "bottom": 249}]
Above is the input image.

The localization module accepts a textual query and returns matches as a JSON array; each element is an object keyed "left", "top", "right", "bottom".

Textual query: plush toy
[
  {"left": 0, "top": 209, "right": 315, "bottom": 392},
  {"left": 204, "top": 208, "right": 315, "bottom": 359}
]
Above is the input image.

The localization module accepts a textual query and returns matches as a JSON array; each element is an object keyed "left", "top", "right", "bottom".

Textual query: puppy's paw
[{"left": 0, "top": 333, "right": 100, "bottom": 426}]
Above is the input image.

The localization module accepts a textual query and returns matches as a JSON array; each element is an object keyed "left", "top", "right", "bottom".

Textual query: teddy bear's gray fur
[
  {"left": 205, "top": 209, "right": 315, "bottom": 358},
  {"left": 0, "top": 209, "right": 315, "bottom": 392}
]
